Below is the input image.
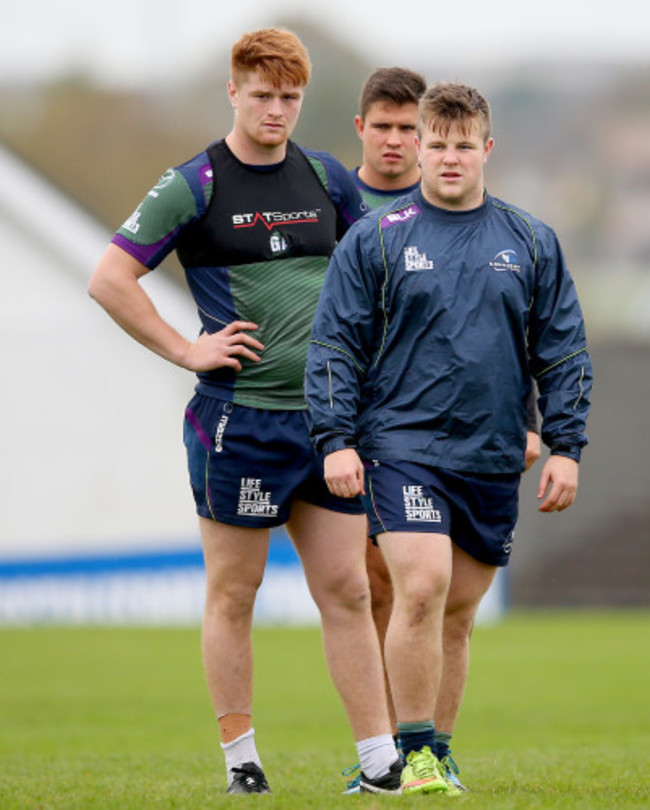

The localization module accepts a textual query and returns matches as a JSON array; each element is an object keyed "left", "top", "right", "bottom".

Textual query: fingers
[
  {"left": 538, "top": 483, "right": 576, "bottom": 512},
  {"left": 324, "top": 449, "right": 365, "bottom": 498},
  {"left": 188, "top": 321, "right": 265, "bottom": 372},
  {"left": 537, "top": 457, "right": 579, "bottom": 513},
  {"left": 326, "top": 474, "right": 364, "bottom": 499},
  {"left": 221, "top": 321, "right": 264, "bottom": 347}
]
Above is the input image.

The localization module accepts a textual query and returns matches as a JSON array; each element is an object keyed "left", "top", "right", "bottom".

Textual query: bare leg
[
  {"left": 435, "top": 544, "right": 497, "bottom": 732},
  {"left": 377, "top": 532, "right": 452, "bottom": 723},
  {"left": 366, "top": 536, "right": 397, "bottom": 731},
  {"left": 287, "top": 502, "right": 392, "bottom": 741},
  {"left": 199, "top": 516, "right": 270, "bottom": 737}
]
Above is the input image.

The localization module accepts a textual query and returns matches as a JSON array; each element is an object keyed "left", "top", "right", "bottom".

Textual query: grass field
[{"left": 0, "top": 611, "right": 647, "bottom": 808}]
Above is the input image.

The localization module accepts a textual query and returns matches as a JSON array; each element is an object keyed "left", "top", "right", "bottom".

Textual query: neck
[
  {"left": 225, "top": 131, "right": 288, "bottom": 166},
  {"left": 421, "top": 186, "right": 487, "bottom": 212},
  {"left": 358, "top": 164, "right": 420, "bottom": 192}
]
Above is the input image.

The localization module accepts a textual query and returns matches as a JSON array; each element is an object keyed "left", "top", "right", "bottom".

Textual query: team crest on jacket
[{"left": 489, "top": 249, "right": 522, "bottom": 272}]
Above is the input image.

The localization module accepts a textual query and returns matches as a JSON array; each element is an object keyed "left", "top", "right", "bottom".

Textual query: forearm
[{"left": 88, "top": 245, "right": 192, "bottom": 369}]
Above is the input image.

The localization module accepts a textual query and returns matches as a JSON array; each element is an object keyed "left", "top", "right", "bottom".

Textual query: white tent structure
[{"left": 0, "top": 143, "right": 506, "bottom": 624}]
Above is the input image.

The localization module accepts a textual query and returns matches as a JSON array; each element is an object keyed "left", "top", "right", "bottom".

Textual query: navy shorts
[
  {"left": 361, "top": 459, "right": 520, "bottom": 567},
  {"left": 183, "top": 393, "right": 364, "bottom": 527}
]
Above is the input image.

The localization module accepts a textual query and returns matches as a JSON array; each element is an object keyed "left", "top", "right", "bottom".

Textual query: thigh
[
  {"left": 377, "top": 531, "right": 453, "bottom": 598},
  {"left": 199, "top": 516, "right": 270, "bottom": 592},
  {"left": 287, "top": 501, "right": 368, "bottom": 594},
  {"left": 446, "top": 543, "right": 497, "bottom": 616}
]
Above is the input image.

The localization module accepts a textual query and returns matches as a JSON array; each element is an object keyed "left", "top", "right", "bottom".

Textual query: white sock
[
  {"left": 221, "top": 728, "right": 261, "bottom": 780},
  {"left": 356, "top": 733, "right": 399, "bottom": 780}
]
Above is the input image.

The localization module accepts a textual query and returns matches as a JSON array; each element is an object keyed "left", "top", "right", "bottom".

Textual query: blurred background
[{"left": 1, "top": 0, "right": 648, "bottom": 623}]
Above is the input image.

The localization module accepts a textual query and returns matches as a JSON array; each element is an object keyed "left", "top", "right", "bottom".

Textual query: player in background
[
  {"left": 343, "top": 67, "right": 541, "bottom": 793},
  {"left": 88, "top": 29, "right": 400, "bottom": 796},
  {"left": 307, "top": 81, "right": 592, "bottom": 795}
]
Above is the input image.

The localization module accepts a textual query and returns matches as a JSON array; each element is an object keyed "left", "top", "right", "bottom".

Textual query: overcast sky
[{"left": 4, "top": 0, "right": 649, "bottom": 87}]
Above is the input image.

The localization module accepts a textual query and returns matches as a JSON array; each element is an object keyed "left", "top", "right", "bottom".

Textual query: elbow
[
  {"left": 87, "top": 272, "right": 103, "bottom": 304},
  {"left": 87, "top": 276, "right": 98, "bottom": 301},
  {"left": 87, "top": 268, "right": 115, "bottom": 309}
]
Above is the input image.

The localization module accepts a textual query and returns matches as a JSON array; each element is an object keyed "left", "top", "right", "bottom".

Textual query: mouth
[{"left": 383, "top": 152, "right": 402, "bottom": 162}]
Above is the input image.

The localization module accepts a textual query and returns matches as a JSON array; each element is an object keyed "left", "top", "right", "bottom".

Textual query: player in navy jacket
[{"left": 306, "top": 82, "right": 592, "bottom": 794}]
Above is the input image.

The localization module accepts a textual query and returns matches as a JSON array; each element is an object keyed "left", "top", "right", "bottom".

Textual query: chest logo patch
[
  {"left": 232, "top": 209, "right": 321, "bottom": 230},
  {"left": 270, "top": 232, "right": 289, "bottom": 254},
  {"left": 489, "top": 249, "right": 522, "bottom": 273},
  {"left": 404, "top": 246, "right": 434, "bottom": 271}
]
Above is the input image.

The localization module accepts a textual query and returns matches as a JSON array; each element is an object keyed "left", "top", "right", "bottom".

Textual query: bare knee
[
  {"left": 396, "top": 570, "right": 449, "bottom": 626},
  {"left": 443, "top": 600, "right": 477, "bottom": 647},
  {"left": 311, "top": 568, "right": 372, "bottom": 617},
  {"left": 205, "top": 574, "right": 263, "bottom": 622}
]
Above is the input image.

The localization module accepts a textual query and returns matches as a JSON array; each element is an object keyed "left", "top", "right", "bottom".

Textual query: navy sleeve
[
  {"left": 304, "top": 149, "right": 367, "bottom": 237},
  {"left": 305, "top": 219, "right": 380, "bottom": 453},
  {"left": 528, "top": 228, "right": 592, "bottom": 459}
]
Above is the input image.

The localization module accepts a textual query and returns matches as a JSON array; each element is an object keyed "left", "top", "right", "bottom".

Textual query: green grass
[{"left": 0, "top": 611, "right": 648, "bottom": 808}]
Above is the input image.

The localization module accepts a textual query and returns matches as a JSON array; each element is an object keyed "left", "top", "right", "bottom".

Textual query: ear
[
  {"left": 227, "top": 80, "right": 238, "bottom": 108},
  {"left": 484, "top": 137, "right": 494, "bottom": 162},
  {"left": 353, "top": 114, "right": 365, "bottom": 139}
]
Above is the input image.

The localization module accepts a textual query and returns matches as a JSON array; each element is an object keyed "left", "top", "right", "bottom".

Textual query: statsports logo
[{"left": 232, "top": 209, "right": 321, "bottom": 229}]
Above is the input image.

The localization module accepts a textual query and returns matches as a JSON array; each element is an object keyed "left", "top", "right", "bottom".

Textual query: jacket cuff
[
  {"left": 321, "top": 436, "right": 355, "bottom": 455},
  {"left": 550, "top": 444, "right": 582, "bottom": 463}
]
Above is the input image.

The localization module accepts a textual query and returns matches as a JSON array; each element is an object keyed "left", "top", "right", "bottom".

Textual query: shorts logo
[
  {"left": 237, "top": 478, "right": 279, "bottom": 517},
  {"left": 402, "top": 485, "right": 441, "bottom": 523},
  {"left": 214, "top": 413, "right": 229, "bottom": 453}
]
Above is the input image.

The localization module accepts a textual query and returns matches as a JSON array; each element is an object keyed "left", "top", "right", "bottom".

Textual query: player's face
[
  {"left": 229, "top": 72, "right": 305, "bottom": 153},
  {"left": 355, "top": 101, "right": 419, "bottom": 186},
  {"left": 417, "top": 117, "right": 493, "bottom": 211}
]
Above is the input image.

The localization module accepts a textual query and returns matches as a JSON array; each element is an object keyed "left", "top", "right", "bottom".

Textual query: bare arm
[
  {"left": 88, "top": 244, "right": 264, "bottom": 372},
  {"left": 537, "top": 455, "right": 579, "bottom": 513}
]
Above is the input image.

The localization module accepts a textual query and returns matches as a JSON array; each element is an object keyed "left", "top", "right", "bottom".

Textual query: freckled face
[
  {"left": 417, "top": 117, "right": 493, "bottom": 210},
  {"left": 229, "top": 72, "right": 304, "bottom": 153}
]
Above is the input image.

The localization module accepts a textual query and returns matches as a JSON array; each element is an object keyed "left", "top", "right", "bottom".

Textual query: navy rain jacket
[{"left": 305, "top": 190, "right": 592, "bottom": 474}]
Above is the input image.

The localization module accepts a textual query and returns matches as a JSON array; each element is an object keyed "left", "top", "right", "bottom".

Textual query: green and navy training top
[{"left": 113, "top": 139, "right": 365, "bottom": 410}]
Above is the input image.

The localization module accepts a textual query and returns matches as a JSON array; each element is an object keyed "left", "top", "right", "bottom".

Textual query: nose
[{"left": 269, "top": 96, "right": 284, "bottom": 117}]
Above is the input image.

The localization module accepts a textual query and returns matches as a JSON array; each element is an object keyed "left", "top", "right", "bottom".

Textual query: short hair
[
  {"left": 358, "top": 67, "right": 427, "bottom": 119},
  {"left": 231, "top": 28, "right": 311, "bottom": 88},
  {"left": 418, "top": 82, "right": 492, "bottom": 142}
]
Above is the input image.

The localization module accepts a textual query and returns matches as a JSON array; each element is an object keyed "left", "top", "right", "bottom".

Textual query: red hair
[{"left": 231, "top": 28, "right": 311, "bottom": 88}]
